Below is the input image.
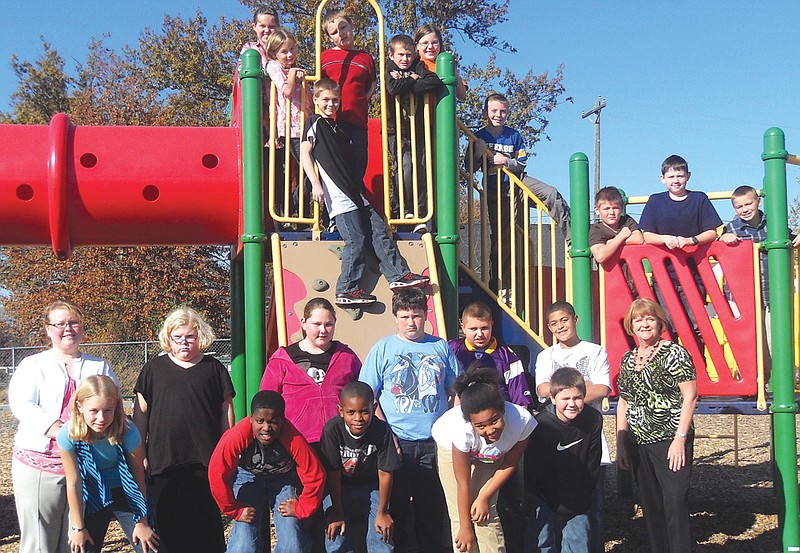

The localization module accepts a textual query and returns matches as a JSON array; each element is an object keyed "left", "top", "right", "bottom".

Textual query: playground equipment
[{"left": 0, "top": 3, "right": 797, "bottom": 549}]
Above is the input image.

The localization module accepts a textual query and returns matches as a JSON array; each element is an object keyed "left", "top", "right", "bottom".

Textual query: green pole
[
  {"left": 229, "top": 247, "right": 246, "bottom": 419},
  {"left": 761, "top": 127, "right": 799, "bottom": 553},
  {"left": 240, "top": 49, "right": 267, "bottom": 411},
  {"left": 569, "top": 152, "right": 593, "bottom": 340},
  {"left": 435, "top": 52, "right": 459, "bottom": 338}
]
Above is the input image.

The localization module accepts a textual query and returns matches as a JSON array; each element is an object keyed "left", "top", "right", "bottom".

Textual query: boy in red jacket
[{"left": 209, "top": 390, "right": 325, "bottom": 553}]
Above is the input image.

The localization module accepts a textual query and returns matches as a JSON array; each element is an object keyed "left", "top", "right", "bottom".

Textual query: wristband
[
  {"left": 70, "top": 526, "right": 84, "bottom": 533},
  {"left": 675, "top": 430, "right": 688, "bottom": 439},
  {"left": 690, "top": 236, "right": 699, "bottom": 245}
]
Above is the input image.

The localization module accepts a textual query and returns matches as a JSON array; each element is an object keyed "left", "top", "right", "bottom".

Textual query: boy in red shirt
[
  {"left": 321, "top": 10, "right": 376, "bottom": 186},
  {"left": 209, "top": 391, "right": 325, "bottom": 552}
]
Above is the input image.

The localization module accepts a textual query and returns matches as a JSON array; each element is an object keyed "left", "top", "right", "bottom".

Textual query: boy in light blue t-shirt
[{"left": 359, "top": 287, "right": 460, "bottom": 553}]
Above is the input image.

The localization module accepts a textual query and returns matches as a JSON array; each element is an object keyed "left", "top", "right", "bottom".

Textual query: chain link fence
[{"left": 0, "top": 339, "right": 232, "bottom": 404}]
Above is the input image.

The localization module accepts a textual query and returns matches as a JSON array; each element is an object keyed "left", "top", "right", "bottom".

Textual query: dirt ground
[{"left": 0, "top": 410, "right": 796, "bottom": 552}]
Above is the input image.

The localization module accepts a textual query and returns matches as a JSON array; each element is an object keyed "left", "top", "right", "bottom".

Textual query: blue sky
[{"left": 2, "top": 1, "right": 800, "bottom": 222}]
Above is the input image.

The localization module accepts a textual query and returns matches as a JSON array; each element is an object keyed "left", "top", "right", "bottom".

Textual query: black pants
[
  {"left": 391, "top": 439, "right": 449, "bottom": 553},
  {"left": 631, "top": 436, "right": 694, "bottom": 553},
  {"left": 150, "top": 463, "right": 225, "bottom": 553}
]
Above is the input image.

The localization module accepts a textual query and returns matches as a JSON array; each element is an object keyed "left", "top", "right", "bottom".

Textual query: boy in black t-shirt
[
  {"left": 319, "top": 381, "right": 402, "bottom": 552},
  {"left": 300, "top": 78, "right": 429, "bottom": 306},
  {"left": 525, "top": 367, "right": 603, "bottom": 553}
]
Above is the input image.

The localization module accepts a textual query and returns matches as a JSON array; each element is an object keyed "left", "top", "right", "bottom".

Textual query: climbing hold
[
  {"left": 312, "top": 279, "right": 329, "bottom": 292},
  {"left": 341, "top": 307, "right": 362, "bottom": 321},
  {"left": 328, "top": 245, "right": 343, "bottom": 260}
]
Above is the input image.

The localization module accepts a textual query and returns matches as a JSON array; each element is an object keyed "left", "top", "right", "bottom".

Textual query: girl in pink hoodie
[{"left": 260, "top": 297, "right": 361, "bottom": 445}]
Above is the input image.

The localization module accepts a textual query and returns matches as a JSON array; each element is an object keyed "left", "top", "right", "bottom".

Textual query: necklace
[{"left": 634, "top": 341, "right": 661, "bottom": 367}]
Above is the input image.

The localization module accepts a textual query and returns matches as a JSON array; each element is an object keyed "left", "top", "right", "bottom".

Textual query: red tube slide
[{"left": 0, "top": 114, "right": 243, "bottom": 259}]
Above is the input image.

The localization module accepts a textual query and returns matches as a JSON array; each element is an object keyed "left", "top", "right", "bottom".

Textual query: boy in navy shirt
[{"left": 640, "top": 154, "right": 722, "bottom": 350}]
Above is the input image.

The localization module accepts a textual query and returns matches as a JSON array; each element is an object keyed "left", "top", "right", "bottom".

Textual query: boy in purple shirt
[{"left": 448, "top": 302, "right": 532, "bottom": 408}]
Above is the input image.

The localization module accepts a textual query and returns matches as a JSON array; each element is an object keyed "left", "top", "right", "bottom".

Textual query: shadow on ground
[{"left": 603, "top": 446, "right": 780, "bottom": 553}]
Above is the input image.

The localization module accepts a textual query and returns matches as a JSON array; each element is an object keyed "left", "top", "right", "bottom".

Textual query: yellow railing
[
  {"left": 266, "top": 82, "right": 319, "bottom": 230},
  {"left": 383, "top": 94, "right": 436, "bottom": 228},
  {"left": 458, "top": 123, "right": 571, "bottom": 347},
  {"left": 264, "top": 0, "right": 434, "bottom": 234},
  {"left": 794, "top": 249, "right": 800, "bottom": 374}
]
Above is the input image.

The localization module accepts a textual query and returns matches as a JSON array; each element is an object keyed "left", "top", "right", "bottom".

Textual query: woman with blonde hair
[
  {"left": 616, "top": 298, "right": 697, "bottom": 553},
  {"left": 9, "top": 300, "right": 117, "bottom": 553},
  {"left": 59, "top": 375, "right": 158, "bottom": 553},
  {"left": 133, "top": 306, "right": 235, "bottom": 553}
]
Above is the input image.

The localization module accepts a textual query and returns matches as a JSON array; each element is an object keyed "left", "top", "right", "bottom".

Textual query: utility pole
[{"left": 581, "top": 97, "right": 607, "bottom": 198}]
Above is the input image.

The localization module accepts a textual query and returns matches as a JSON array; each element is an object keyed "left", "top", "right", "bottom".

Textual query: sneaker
[
  {"left": 413, "top": 223, "right": 428, "bottom": 234},
  {"left": 499, "top": 288, "right": 513, "bottom": 306},
  {"left": 335, "top": 290, "right": 376, "bottom": 305},
  {"left": 389, "top": 273, "right": 430, "bottom": 290}
]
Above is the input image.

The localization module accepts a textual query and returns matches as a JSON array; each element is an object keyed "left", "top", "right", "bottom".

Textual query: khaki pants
[
  {"left": 437, "top": 446, "right": 506, "bottom": 553},
  {"left": 12, "top": 457, "right": 70, "bottom": 553}
]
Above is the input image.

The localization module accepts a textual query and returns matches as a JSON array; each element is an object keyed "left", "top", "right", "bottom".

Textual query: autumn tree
[
  {"left": 3, "top": 40, "right": 71, "bottom": 124},
  {"left": 0, "top": 246, "right": 231, "bottom": 346},
  {"left": 787, "top": 178, "right": 800, "bottom": 233},
  {"left": 136, "top": 12, "right": 249, "bottom": 126}
]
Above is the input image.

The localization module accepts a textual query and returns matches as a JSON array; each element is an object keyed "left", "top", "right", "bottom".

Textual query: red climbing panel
[{"left": 602, "top": 242, "right": 759, "bottom": 397}]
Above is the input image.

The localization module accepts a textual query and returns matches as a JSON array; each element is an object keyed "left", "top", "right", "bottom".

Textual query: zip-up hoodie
[{"left": 259, "top": 342, "right": 361, "bottom": 443}]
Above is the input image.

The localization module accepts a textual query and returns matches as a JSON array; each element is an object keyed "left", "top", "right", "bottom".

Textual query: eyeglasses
[
  {"left": 170, "top": 334, "right": 198, "bottom": 344},
  {"left": 418, "top": 40, "right": 440, "bottom": 48},
  {"left": 48, "top": 321, "right": 82, "bottom": 329}
]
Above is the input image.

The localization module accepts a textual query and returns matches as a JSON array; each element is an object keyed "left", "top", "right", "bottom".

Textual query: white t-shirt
[
  {"left": 535, "top": 340, "right": 611, "bottom": 403},
  {"left": 535, "top": 340, "right": 612, "bottom": 464},
  {"left": 432, "top": 402, "right": 536, "bottom": 464}
]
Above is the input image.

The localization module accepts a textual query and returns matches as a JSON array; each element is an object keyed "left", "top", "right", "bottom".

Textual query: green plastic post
[
  {"left": 240, "top": 49, "right": 267, "bottom": 411},
  {"left": 761, "top": 127, "right": 800, "bottom": 553},
  {"left": 569, "top": 152, "right": 593, "bottom": 340},
  {"left": 435, "top": 52, "right": 459, "bottom": 338},
  {"left": 230, "top": 247, "right": 246, "bottom": 419}
]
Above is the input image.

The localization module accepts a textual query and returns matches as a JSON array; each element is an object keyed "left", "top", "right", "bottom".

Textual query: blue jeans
[
  {"left": 226, "top": 468, "right": 311, "bottom": 553},
  {"left": 84, "top": 487, "right": 145, "bottom": 553},
  {"left": 323, "top": 481, "right": 393, "bottom": 553},
  {"left": 335, "top": 206, "right": 410, "bottom": 295},
  {"left": 525, "top": 494, "right": 590, "bottom": 553}
]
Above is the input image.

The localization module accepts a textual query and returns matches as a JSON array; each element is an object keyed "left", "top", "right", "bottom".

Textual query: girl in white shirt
[{"left": 433, "top": 366, "right": 537, "bottom": 553}]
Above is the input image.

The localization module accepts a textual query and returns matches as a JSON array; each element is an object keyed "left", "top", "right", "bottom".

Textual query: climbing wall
[{"left": 271, "top": 234, "right": 443, "bottom": 360}]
